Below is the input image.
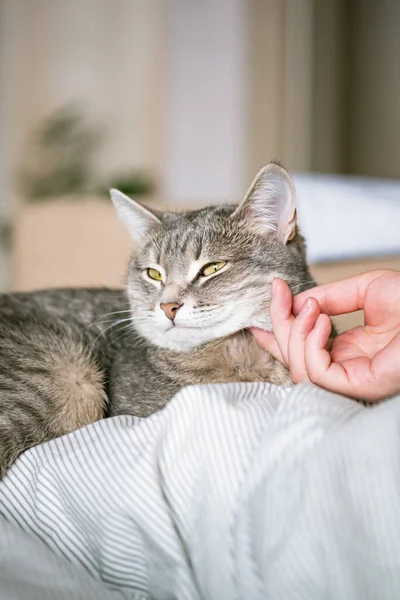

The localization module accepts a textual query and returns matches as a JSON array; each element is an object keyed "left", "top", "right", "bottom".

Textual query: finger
[
  {"left": 250, "top": 328, "right": 284, "bottom": 363},
  {"left": 270, "top": 278, "right": 294, "bottom": 366},
  {"left": 303, "top": 313, "right": 400, "bottom": 402},
  {"left": 292, "top": 270, "right": 383, "bottom": 316},
  {"left": 303, "top": 316, "right": 391, "bottom": 401},
  {"left": 287, "top": 297, "right": 320, "bottom": 383},
  {"left": 303, "top": 313, "right": 358, "bottom": 395}
]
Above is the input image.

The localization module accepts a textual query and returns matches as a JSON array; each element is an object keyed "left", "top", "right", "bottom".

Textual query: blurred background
[{"left": 1, "top": 0, "right": 400, "bottom": 328}]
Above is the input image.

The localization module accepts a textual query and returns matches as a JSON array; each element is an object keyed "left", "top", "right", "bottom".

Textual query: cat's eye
[
  {"left": 147, "top": 268, "right": 163, "bottom": 282},
  {"left": 201, "top": 261, "right": 226, "bottom": 277}
]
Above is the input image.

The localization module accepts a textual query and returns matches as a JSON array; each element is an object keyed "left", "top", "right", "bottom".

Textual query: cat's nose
[{"left": 160, "top": 302, "right": 183, "bottom": 321}]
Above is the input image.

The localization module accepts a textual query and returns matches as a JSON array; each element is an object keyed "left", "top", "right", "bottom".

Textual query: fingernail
[
  {"left": 302, "top": 298, "right": 313, "bottom": 314},
  {"left": 271, "top": 278, "right": 278, "bottom": 294}
]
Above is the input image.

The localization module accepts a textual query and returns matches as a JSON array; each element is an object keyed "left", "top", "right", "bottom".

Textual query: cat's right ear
[{"left": 110, "top": 189, "right": 161, "bottom": 245}]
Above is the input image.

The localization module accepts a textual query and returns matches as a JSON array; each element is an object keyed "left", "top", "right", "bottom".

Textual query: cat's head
[{"left": 111, "top": 162, "right": 314, "bottom": 351}]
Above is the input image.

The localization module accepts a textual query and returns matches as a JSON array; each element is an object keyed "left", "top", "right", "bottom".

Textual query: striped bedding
[{"left": 1, "top": 382, "right": 400, "bottom": 599}]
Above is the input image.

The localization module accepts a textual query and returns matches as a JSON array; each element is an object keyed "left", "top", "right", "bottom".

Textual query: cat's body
[{"left": 0, "top": 163, "right": 316, "bottom": 477}]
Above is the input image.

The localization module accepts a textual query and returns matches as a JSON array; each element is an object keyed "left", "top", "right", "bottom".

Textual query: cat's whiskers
[
  {"left": 90, "top": 316, "right": 151, "bottom": 347},
  {"left": 91, "top": 317, "right": 132, "bottom": 342},
  {"left": 223, "top": 280, "right": 315, "bottom": 319},
  {"left": 85, "top": 311, "right": 131, "bottom": 331},
  {"left": 110, "top": 323, "right": 137, "bottom": 346},
  {"left": 86, "top": 310, "right": 153, "bottom": 332},
  {"left": 101, "top": 310, "right": 132, "bottom": 316}
]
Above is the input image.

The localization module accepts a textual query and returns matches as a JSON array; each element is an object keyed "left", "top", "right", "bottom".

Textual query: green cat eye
[
  {"left": 201, "top": 261, "right": 226, "bottom": 277},
  {"left": 147, "top": 268, "right": 163, "bottom": 281}
]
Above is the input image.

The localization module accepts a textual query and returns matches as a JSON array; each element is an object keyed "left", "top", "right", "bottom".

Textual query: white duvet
[{"left": 1, "top": 382, "right": 400, "bottom": 599}]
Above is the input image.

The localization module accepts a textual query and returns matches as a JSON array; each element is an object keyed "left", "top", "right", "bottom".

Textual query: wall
[
  {"left": 162, "top": 0, "right": 249, "bottom": 204},
  {"left": 346, "top": 0, "right": 400, "bottom": 178},
  {"left": 1, "top": 0, "right": 400, "bottom": 291}
]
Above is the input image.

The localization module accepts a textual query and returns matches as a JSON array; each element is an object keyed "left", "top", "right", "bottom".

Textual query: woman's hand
[{"left": 250, "top": 270, "right": 400, "bottom": 401}]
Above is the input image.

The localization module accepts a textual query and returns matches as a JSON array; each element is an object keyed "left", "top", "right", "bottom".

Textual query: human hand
[{"left": 250, "top": 270, "right": 400, "bottom": 401}]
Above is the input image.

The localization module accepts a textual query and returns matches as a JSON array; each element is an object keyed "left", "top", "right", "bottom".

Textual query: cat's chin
[
  {"left": 152, "top": 326, "right": 217, "bottom": 351},
  {"left": 134, "top": 321, "right": 228, "bottom": 351},
  {"left": 136, "top": 318, "right": 272, "bottom": 352}
]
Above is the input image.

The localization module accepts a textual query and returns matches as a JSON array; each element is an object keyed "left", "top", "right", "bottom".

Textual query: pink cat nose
[{"left": 160, "top": 302, "right": 183, "bottom": 321}]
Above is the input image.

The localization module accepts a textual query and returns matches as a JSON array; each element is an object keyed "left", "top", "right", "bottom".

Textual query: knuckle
[{"left": 374, "top": 268, "right": 392, "bottom": 277}]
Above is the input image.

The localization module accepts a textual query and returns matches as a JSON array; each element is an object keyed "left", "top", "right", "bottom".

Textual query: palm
[
  {"left": 330, "top": 274, "right": 400, "bottom": 366},
  {"left": 330, "top": 327, "right": 395, "bottom": 364}
]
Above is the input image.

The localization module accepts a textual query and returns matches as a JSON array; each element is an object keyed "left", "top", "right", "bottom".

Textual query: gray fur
[{"left": 0, "top": 163, "right": 316, "bottom": 477}]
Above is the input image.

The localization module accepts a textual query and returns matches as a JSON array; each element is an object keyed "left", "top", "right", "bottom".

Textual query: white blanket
[{"left": 1, "top": 382, "right": 400, "bottom": 599}]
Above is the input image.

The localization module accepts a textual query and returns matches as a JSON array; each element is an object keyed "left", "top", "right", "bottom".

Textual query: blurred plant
[
  {"left": 18, "top": 105, "right": 102, "bottom": 201},
  {"left": 97, "top": 171, "right": 155, "bottom": 198},
  {"left": 18, "top": 104, "right": 155, "bottom": 202}
]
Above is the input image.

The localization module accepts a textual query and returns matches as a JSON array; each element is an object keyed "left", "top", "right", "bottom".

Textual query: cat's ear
[
  {"left": 110, "top": 189, "right": 161, "bottom": 245},
  {"left": 231, "top": 162, "right": 297, "bottom": 244}
]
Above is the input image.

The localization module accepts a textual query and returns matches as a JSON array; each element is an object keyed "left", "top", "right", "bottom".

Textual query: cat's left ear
[
  {"left": 110, "top": 189, "right": 161, "bottom": 246},
  {"left": 231, "top": 162, "right": 297, "bottom": 244}
]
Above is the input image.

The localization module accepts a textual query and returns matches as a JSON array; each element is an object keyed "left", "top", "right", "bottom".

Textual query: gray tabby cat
[{"left": 0, "top": 162, "right": 315, "bottom": 477}]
